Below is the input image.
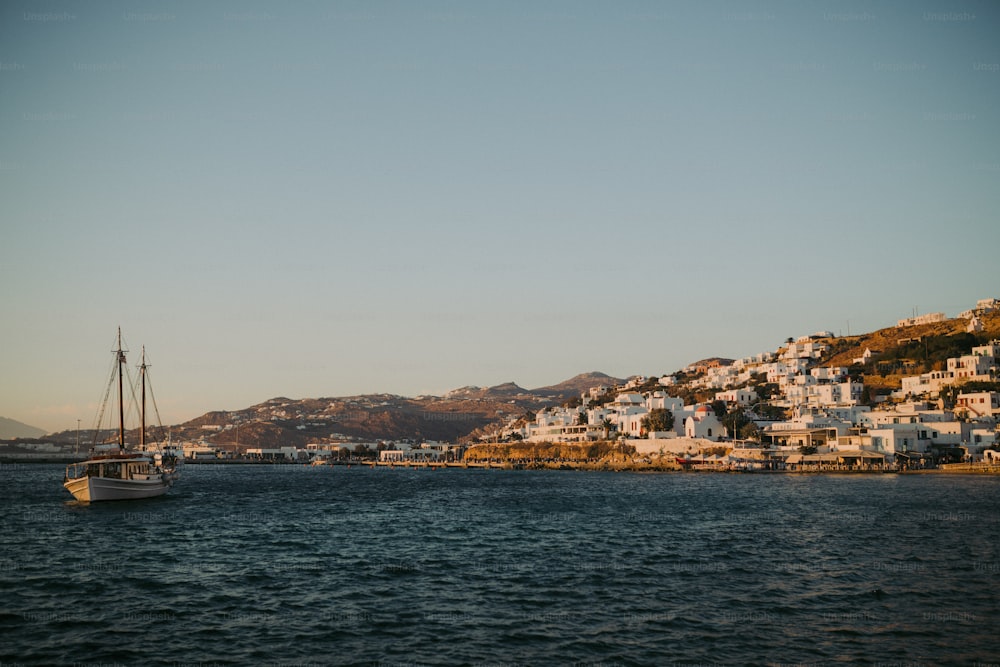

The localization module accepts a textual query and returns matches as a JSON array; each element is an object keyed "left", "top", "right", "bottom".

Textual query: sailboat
[{"left": 63, "top": 329, "right": 180, "bottom": 502}]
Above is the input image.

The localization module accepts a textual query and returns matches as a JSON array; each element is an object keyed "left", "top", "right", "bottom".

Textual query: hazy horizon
[{"left": 3, "top": 0, "right": 998, "bottom": 432}]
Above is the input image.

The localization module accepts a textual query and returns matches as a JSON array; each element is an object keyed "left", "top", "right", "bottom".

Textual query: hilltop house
[
  {"left": 853, "top": 348, "right": 874, "bottom": 365},
  {"left": 896, "top": 312, "right": 946, "bottom": 327}
]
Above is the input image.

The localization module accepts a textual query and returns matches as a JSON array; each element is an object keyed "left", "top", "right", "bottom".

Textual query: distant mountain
[
  {"left": 533, "top": 371, "right": 624, "bottom": 398},
  {"left": 445, "top": 382, "right": 531, "bottom": 401},
  {"left": 0, "top": 417, "right": 47, "bottom": 439},
  {"left": 39, "top": 372, "right": 629, "bottom": 448}
]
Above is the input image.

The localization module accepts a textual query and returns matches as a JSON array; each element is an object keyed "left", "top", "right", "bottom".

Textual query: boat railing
[{"left": 64, "top": 463, "right": 86, "bottom": 481}]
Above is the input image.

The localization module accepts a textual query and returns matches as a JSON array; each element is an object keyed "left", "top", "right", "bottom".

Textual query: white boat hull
[{"left": 63, "top": 474, "right": 174, "bottom": 502}]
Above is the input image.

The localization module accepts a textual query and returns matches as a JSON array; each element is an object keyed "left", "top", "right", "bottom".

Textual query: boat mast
[
  {"left": 140, "top": 346, "right": 147, "bottom": 451},
  {"left": 116, "top": 327, "right": 126, "bottom": 448}
]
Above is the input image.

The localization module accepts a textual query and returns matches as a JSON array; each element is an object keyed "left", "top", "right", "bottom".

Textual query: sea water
[{"left": 1, "top": 464, "right": 998, "bottom": 666}]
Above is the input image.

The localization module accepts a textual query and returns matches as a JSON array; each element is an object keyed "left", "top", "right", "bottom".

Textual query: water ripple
[{"left": 1, "top": 465, "right": 998, "bottom": 665}]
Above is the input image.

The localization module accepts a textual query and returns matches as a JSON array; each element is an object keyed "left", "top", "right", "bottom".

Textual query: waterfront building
[{"left": 684, "top": 406, "right": 724, "bottom": 440}]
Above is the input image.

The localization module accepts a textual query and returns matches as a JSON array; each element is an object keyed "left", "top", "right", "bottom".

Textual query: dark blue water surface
[{"left": 1, "top": 464, "right": 998, "bottom": 666}]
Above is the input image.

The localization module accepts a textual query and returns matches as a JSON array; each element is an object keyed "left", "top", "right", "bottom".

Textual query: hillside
[
  {"left": 533, "top": 372, "right": 624, "bottom": 397},
  {"left": 816, "top": 312, "right": 1000, "bottom": 392},
  {"left": 0, "top": 417, "right": 47, "bottom": 439},
  {"left": 446, "top": 372, "right": 624, "bottom": 402},
  {"left": 44, "top": 372, "right": 623, "bottom": 448}
]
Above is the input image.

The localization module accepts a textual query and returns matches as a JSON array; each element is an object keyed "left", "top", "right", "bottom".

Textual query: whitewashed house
[
  {"left": 956, "top": 392, "right": 1000, "bottom": 418},
  {"left": 947, "top": 354, "right": 995, "bottom": 382},
  {"left": 811, "top": 367, "right": 848, "bottom": 382},
  {"left": 646, "top": 392, "right": 684, "bottom": 411},
  {"left": 853, "top": 348, "right": 874, "bottom": 365},
  {"left": 714, "top": 388, "right": 758, "bottom": 406},
  {"left": 867, "top": 425, "right": 934, "bottom": 460},
  {"left": 685, "top": 406, "right": 724, "bottom": 440}
]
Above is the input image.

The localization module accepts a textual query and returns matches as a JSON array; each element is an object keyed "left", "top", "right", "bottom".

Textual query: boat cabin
[{"left": 66, "top": 456, "right": 155, "bottom": 482}]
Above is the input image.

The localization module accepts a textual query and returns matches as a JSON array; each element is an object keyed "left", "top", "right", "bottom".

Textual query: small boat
[
  {"left": 675, "top": 457, "right": 705, "bottom": 466},
  {"left": 64, "top": 329, "right": 180, "bottom": 502}
]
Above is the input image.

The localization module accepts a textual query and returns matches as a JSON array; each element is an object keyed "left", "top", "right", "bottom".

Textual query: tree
[
  {"left": 720, "top": 408, "right": 752, "bottom": 440},
  {"left": 641, "top": 409, "right": 674, "bottom": 435},
  {"left": 738, "top": 422, "right": 762, "bottom": 441}
]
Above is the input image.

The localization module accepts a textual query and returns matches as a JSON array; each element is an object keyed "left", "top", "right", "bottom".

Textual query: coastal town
[
  {"left": 475, "top": 298, "right": 1000, "bottom": 472},
  {"left": 4, "top": 298, "right": 1000, "bottom": 473}
]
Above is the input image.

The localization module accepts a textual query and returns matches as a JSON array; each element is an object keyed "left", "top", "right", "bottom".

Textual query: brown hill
[
  {"left": 822, "top": 312, "right": 1000, "bottom": 369},
  {"left": 533, "top": 372, "right": 624, "bottom": 397}
]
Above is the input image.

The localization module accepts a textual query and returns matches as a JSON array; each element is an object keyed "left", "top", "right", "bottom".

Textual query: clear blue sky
[{"left": 2, "top": 0, "right": 998, "bottom": 432}]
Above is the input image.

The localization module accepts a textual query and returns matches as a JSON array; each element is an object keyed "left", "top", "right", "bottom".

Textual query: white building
[
  {"left": 811, "top": 367, "right": 848, "bottom": 382},
  {"left": 852, "top": 348, "right": 874, "bottom": 365},
  {"left": 956, "top": 392, "right": 1000, "bottom": 418},
  {"left": 972, "top": 340, "right": 1000, "bottom": 360},
  {"left": 684, "top": 406, "right": 725, "bottom": 440},
  {"left": 947, "top": 354, "right": 995, "bottom": 382},
  {"left": 867, "top": 425, "right": 935, "bottom": 460},
  {"left": 646, "top": 392, "right": 684, "bottom": 411},
  {"left": 900, "top": 370, "right": 955, "bottom": 397},
  {"left": 714, "top": 388, "right": 758, "bottom": 406},
  {"left": 380, "top": 448, "right": 441, "bottom": 462},
  {"left": 896, "top": 312, "right": 946, "bottom": 327},
  {"left": 781, "top": 340, "right": 829, "bottom": 360}
]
